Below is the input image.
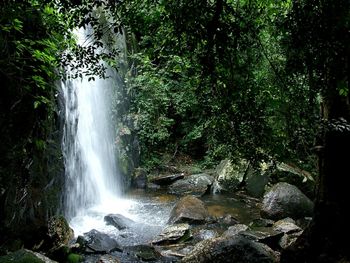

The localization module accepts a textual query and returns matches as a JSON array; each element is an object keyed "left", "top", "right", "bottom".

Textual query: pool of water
[{"left": 69, "top": 189, "right": 261, "bottom": 247}]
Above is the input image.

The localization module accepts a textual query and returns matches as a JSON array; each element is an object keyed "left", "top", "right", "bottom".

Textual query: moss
[
  {"left": 67, "top": 253, "right": 83, "bottom": 263},
  {"left": 0, "top": 250, "right": 44, "bottom": 263}
]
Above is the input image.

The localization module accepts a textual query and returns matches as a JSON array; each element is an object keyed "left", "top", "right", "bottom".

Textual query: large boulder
[
  {"left": 168, "top": 196, "right": 209, "bottom": 224},
  {"left": 104, "top": 214, "right": 135, "bottom": 230},
  {"left": 152, "top": 223, "right": 192, "bottom": 245},
  {"left": 212, "top": 159, "right": 249, "bottom": 193},
  {"left": 222, "top": 224, "right": 249, "bottom": 238},
  {"left": 168, "top": 174, "right": 214, "bottom": 197},
  {"left": 245, "top": 170, "right": 269, "bottom": 198},
  {"left": 131, "top": 168, "right": 148, "bottom": 189},
  {"left": 47, "top": 216, "right": 74, "bottom": 249},
  {"left": 261, "top": 182, "right": 314, "bottom": 220},
  {"left": 0, "top": 249, "right": 58, "bottom": 263},
  {"left": 269, "top": 162, "right": 315, "bottom": 198},
  {"left": 151, "top": 173, "right": 185, "bottom": 186},
  {"left": 181, "top": 235, "right": 278, "bottom": 263},
  {"left": 78, "top": 229, "right": 122, "bottom": 254}
]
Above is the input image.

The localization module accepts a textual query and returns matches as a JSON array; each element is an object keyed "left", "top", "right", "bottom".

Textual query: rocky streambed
[{"left": 0, "top": 160, "right": 314, "bottom": 263}]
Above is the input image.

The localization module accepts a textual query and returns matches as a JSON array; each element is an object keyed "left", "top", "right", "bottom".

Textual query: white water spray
[
  {"left": 61, "top": 28, "right": 169, "bottom": 240},
  {"left": 61, "top": 28, "right": 134, "bottom": 234}
]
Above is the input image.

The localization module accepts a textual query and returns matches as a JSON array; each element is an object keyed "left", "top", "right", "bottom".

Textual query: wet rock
[
  {"left": 168, "top": 174, "right": 214, "bottom": 197},
  {"left": 272, "top": 218, "right": 302, "bottom": 234},
  {"left": 79, "top": 229, "right": 122, "bottom": 254},
  {"left": 132, "top": 168, "right": 148, "bottom": 189},
  {"left": 260, "top": 182, "right": 314, "bottom": 220},
  {"left": 212, "top": 159, "right": 249, "bottom": 193},
  {"left": 151, "top": 173, "right": 185, "bottom": 186},
  {"left": 222, "top": 224, "right": 249, "bottom": 238},
  {"left": 218, "top": 214, "right": 239, "bottom": 226},
  {"left": 152, "top": 223, "right": 192, "bottom": 245},
  {"left": 279, "top": 231, "right": 303, "bottom": 249},
  {"left": 239, "top": 229, "right": 284, "bottom": 250},
  {"left": 97, "top": 254, "right": 121, "bottom": 263},
  {"left": 181, "top": 235, "right": 278, "bottom": 263},
  {"left": 271, "top": 162, "right": 315, "bottom": 198},
  {"left": 194, "top": 229, "right": 219, "bottom": 241},
  {"left": 104, "top": 214, "right": 135, "bottom": 230},
  {"left": 168, "top": 196, "right": 209, "bottom": 224},
  {"left": 159, "top": 244, "right": 193, "bottom": 260},
  {"left": 296, "top": 216, "right": 312, "bottom": 229},
  {"left": 0, "top": 249, "right": 58, "bottom": 263},
  {"left": 47, "top": 216, "right": 74, "bottom": 248},
  {"left": 132, "top": 245, "right": 160, "bottom": 261},
  {"left": 246, "top": 170, "right": 269, "bottom": 198},
  {"left": 249, "top": 218, "right": 275, "bottom": 228}
]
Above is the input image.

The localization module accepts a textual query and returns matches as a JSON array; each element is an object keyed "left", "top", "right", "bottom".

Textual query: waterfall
[
  {"left": 61, "top": 27, "right": 126, "bottom": 225},
  {"left": 61, "top": 27, "right": 166, "bottom": 240},
  {"left": 62, "top": 73, "right": 121, "bottom": 219}
]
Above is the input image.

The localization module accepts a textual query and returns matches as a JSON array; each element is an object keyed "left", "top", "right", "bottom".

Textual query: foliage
[{"left": 121, "top": 0, "right": 318, "bottom": 170}]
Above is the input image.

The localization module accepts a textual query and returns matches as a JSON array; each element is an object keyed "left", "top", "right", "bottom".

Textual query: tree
[{"left": 281, "top": 1, "right": 350, "bottom": 262}]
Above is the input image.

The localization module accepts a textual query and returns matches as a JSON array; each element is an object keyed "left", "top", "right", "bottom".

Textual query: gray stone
[
  {"left": 80, "top": 229, "right": 122, "bottom": 254},
  {"left": 261, "top": 182, "right": 314, "bottom": 220},
  {"left": 168, "top": 174, "right": 214, "bottom": 196},
  {"left": 239, "top": 230, "right": 284, "bottom": 250},
  {"left": 132, "top": 168, "right": 148, "bottom": 189},
  {"left": 279, "top": 231, "right": 303, "bottom": 249},
  {"left": 249, "top": 218, "right": 275, "bottom": 228},
  {"left": 47, "top": 216, "right": 74, "bottom": 248},
  {"left": 246, "top": 170, "right": 269, "bottom": 198},
  {"left": 152, "top": 223, "right": 192, "bottom": 245},
  {"left": 151, "top": 173, "right": 185, "bottom": 186},
  {"left": 0, "top": 249, "right": 58, "bottom": 263},
  {"left": 195, "top": 229, "right": 219, "bottom": 241},
  {"left": 272, "top": 218, "right": 302, "bottom": 234},
  {"left": 168, "top": 195, "right": 209, "bottom": 224},
  {"left": 104, "top": 214, "right": 135, "bottom": 230},
  {"left": 222, "top": 224, "right": 249, "bottom": 238},
  {"left": 181, "top": 235, "right": 278, "bottom": 263},
  {"left": 212, "top": 159, "right": 249, "bottom": 193}
]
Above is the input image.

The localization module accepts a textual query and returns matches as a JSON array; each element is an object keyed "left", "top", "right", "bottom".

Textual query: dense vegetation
[{"left": 0, "top": 0, "right": 349, "bottom": 262}]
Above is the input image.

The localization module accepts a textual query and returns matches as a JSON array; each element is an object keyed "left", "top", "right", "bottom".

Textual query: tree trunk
[{"left": 282, "top": 91, "right": 350, "bottom": 262}]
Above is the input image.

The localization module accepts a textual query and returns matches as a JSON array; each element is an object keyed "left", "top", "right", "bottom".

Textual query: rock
[
  {"left": 79, "top": 229, "right": 122, "bottom": 254},
  {"left": 212, "top": 159, "right": 250, "bottom": 193},
  {"left": 279, "top": 231, "right": 303, "bottom": 249},
  {"left": 181, "top": 235, "right": 278, "bottom": 263},
  {"left": 97, "top": 254, "right": 121, "bottom": 263},
  {"left": 246, "top": 170, "right": 269, "bottom": 198},
  {"left": 222, "top": 224, "right": 249, "bottom": 238},
  {"left": 270, "top": 162, "right": 315, "bottom": 198},
  {"left": 104, "top": 214, "right": 135, "bottom": 230},
  {"left": 151, "top": 173, "right": 185, "bottom": 186},
  {"left": 168, "top": 174, "right": 214, "bottom": 197},
  {"left": 272, "top": 218, "right": 302, "bottom": 234},
  {"left": 249, "top": 218, "right": 275, "bottom": 228},
  {"left": 260, "top": 182, "right": 314, "bottom": 220},
  {"left": 168, "top": 196, "right": 209, "bottom": 224},
  {"left": 239, "top": 230, "right": 284, "bottom": 250},
  {"left": 132, "top": 168, "right": 148, "bottom": 189},
  {"left": 152, "top": 224, "right": 192, "bottom": 245},
  {"left": 47, "top": 216, "right": 74, "bottom": 248},
  {"left": 194, "top": 229, "right": 219, "bottom": 241},
  {"left": 0, "top": 249, "right": 58, "bottom": 263},
  {"left": 220, "top": 215, "right": 239, "bottom": 226},
  {"left": 129, "top": 245, "right": 160, "bottom": 261}
]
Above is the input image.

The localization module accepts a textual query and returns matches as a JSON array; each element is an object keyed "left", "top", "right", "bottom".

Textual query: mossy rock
[
  {"left": 0, "top": 249, "right": 57, "bottom": 263},
  {"left": 67, "top": 253, "right": 83, "bottom": 263}
]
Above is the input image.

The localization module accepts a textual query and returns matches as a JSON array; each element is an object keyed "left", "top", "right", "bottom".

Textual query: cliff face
[{"left": 0, "top": 79, "right": 64, "bottom": 250}]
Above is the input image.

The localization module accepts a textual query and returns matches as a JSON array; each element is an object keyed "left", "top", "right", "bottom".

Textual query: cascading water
[
  {"left": 61, "top": 28, "right": 134, "bottom": 235},
  {"left": 62, "top": 69, "right": 121, "bottom": 217},
  {"left": 61, "top": 27, "right": 171, "bottom": 245}
]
